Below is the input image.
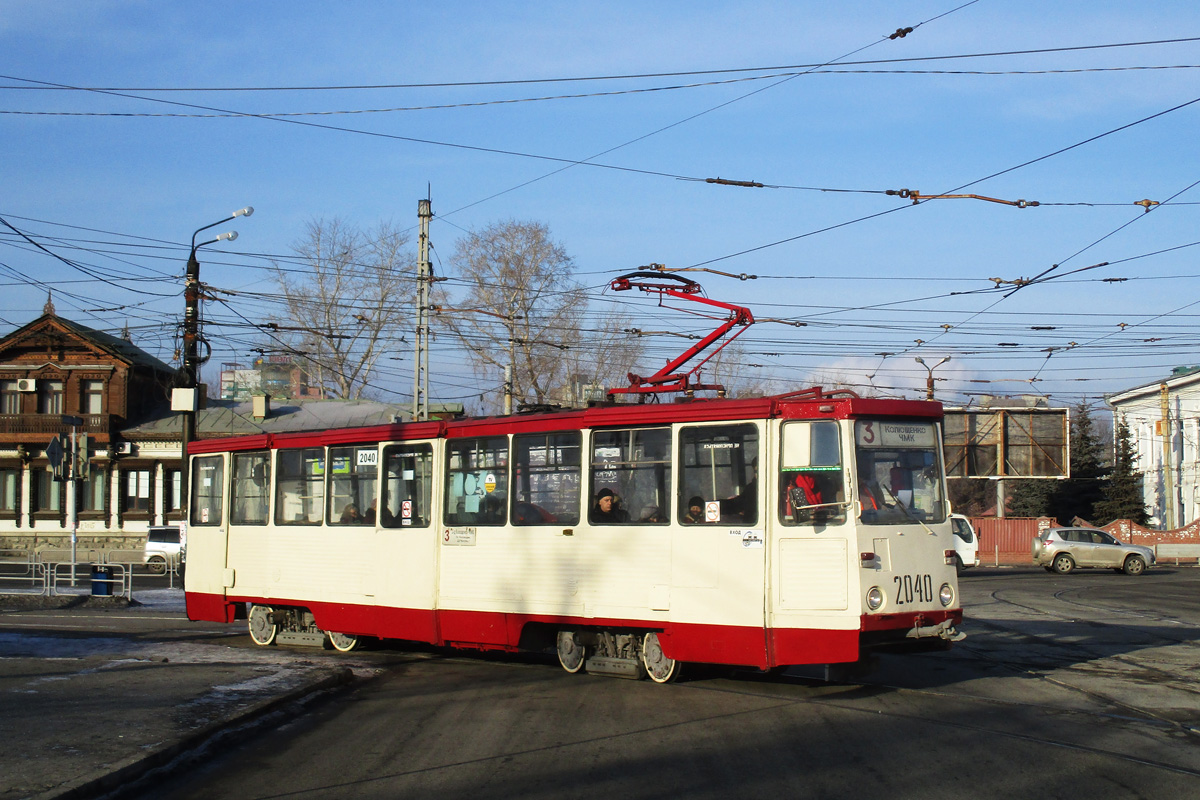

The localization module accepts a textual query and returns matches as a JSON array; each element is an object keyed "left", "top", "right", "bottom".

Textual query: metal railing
[
  {"left": 0, "top": 549, "right": 183, "bottom": 598},
  {"left": 47, "top": 561, "right": 131, "bottom": 599},
  {"left": 0, "top": 556, "right": 48, "bottom": 595}
]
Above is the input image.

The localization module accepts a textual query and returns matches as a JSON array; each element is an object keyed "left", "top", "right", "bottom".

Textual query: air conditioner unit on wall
[
  {"left": 114, "top": 442, "right": 133, "bottom": 455},
  {"left": 16, "top": 378, "right": 37, "bottom": 392}
]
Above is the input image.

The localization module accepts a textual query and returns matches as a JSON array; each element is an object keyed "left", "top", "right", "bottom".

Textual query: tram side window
[
  {"left": 512, "top": 432, "right": 581, "bottom": 526},
  {"left": 190, "top": 455, "right": 224, "bottom": 526},
  {"left": 779, "top": 420, "right": 846, "bottom": 526},
  {"left": 445, "top": 437, "right": 508, "bottom": 526},
  {"left": 328, "top": 445, "right": 379, "bottom": 526},
  {"left": 230, "top": 451, "right": 270, "bottom": 525},
  {"left": 679, "top": 424, "right": 759, "bottom": 525},
  {"left": 381, "top": 444, "right": 433, "bottom": 528},
  {"left": 275, "top": 447, "right": 325, "bottom": 525},
  {"left": 590, "top": 427, "right": 671, "bottom": 525}
]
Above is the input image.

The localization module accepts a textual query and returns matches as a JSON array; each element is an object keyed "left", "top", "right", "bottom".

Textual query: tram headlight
[
  {"left": 866, "top": 586, "right": 884, "bottom": 611},
  {"left": 940, "top": 583, "right": 954, "bottom": 607}
]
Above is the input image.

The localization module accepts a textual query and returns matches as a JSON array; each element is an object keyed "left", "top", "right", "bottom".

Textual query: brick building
[{"left": 0, "top": 305, "right": 179, "bottom": 547}]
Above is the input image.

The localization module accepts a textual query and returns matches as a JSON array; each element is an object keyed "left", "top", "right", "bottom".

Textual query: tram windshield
[{"left": 854, "top": 420, "right": 946, "bottom": 525}]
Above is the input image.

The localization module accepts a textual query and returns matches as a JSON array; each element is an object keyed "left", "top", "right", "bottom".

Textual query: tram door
[
  {"left": 768, "top": 420, "right": 856, "bottom": 663},
  {"left": 672, "top": 423, "right": 768, "bottom": 663},
  {"left": 377, "top": 441, "right": 439, "bottom": 639}
]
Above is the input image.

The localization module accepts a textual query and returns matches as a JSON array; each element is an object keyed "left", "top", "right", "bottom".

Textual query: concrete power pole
[
  {"left": 413, "top": 198, "right": 433, "bottom": 421},
  {"left": 1161, "top": 382, "right": 1175, "bottom": 530}
]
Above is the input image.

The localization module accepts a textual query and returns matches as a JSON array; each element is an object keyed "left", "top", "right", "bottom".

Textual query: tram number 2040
[{"left": 893, "top": 574, "right": 935, "bottom": 605}]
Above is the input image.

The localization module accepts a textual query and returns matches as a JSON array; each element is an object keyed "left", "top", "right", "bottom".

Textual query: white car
[
  {"left": 143, "top": 526, "right": 182, "bottom": 573},
  {"left": 950, "top": 513, "right": 979, "bottom": 574}
]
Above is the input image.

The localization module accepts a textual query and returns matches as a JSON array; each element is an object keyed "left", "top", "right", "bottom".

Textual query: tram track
[
  {"left": 702, "top": 671, "right": 1200, "bottom": 780},
  {"left": 925, "top": 585, "right": 1200, "bottom": 736}
]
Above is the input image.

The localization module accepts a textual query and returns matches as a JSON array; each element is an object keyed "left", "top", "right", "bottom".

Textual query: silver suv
[{"left": 1031, "top": 527, "right": 1155, "bottom": 576}]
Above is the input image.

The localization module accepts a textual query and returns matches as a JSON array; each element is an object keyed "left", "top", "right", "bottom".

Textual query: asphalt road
[{"left": 110, "top": 567, "right": 1200, "bottom": 800}]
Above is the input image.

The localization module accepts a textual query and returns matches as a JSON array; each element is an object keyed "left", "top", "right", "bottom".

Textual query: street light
[
  {"left": 179, "top": 207, "right": 252, "bottom": 530},
  {"left": 914, "top": 355, "right": 951, "bottom": 401}
]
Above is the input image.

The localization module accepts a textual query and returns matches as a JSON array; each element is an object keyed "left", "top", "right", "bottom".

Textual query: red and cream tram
[{"left": 183, "top": 388, "right": 963, "bottom": 681}]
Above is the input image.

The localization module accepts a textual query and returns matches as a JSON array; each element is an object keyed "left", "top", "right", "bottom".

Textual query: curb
[{"left": 34, "top": 666, "right": 356, "bottom": 800}]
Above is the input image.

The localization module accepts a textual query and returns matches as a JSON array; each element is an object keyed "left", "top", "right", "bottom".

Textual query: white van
[{"left": 950, "top": 513, "right": 980, "bottom": 574}]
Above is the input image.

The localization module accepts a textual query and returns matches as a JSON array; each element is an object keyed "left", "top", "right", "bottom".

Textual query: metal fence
[{"left": 0, "top": 549, "right": 182, "bottom": 599}]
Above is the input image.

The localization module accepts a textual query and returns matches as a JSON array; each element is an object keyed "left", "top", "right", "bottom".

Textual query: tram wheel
[
  {"left": 641, "top": 632, "right": 680, "bottom": 684},
  {"left": 556, "top": 631, "right": 586, "bottom": 673},
  {"left": 247, "top": 604, "right": 277, "bottom": 646},
  {"left": 326, "top": 631, "right": 360, "bottom": 652}
]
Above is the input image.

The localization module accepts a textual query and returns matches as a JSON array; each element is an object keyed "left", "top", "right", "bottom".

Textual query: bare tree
[
  {"left": 440, "top": 219, "right": 623, "bottom": 410},
  {"left": 557, "top": 307, "right": 645, "bottom": 403},
  {"left": 272, "top": 218, "right": 412, "bottom": 399}
]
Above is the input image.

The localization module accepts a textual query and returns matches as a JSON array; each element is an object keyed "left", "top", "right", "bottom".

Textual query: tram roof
[{"left": 187, "top": 390, "right": 941, "bottom": 454}]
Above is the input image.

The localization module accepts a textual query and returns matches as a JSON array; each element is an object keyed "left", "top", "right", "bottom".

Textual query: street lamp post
[
  {"left": 179, "top": 207, "right": 252, "bottom": 531},
  {"left": 914, "top": 355, "right": 951, "bottom": 401}
]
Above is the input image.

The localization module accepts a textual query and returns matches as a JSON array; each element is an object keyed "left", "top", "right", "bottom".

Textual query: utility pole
[
  {"left": 62, "top": 415, "right": 81, "bottom": 584},
  {"left": 1161, "top": 382, "right": 1175, "bottom": 530},
  {"left": 413, "top": 198, "right": 433, "bottom": 421},
  {"left": 178, "top": 208, "right": 251, "bottom": 525},
  {"left": 503, "top": 365, "right": 513, "bottom": 416}
]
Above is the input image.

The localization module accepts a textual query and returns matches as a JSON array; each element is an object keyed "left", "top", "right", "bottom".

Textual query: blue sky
[{"left": 2, "top": 1, "right": 1199, "bottom": 409}]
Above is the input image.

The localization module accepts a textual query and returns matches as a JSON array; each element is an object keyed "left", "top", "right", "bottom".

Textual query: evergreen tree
[
  {"left": 1006, "top": 478, "right": 1055, "bottom": 518},
  {"left": 1049, "top": 401, "right": 1108, "bottom": 524},
  {"left": 1093, "top": 418, "right": 1149, "bottom": 525},
  {"left": 947, "top": 478, "right": 993, "bottom": 516}
]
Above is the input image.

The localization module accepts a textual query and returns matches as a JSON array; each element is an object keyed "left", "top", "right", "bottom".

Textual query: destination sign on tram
[{"left": 856, "top": 421, "right": 936, "bottom": 448}]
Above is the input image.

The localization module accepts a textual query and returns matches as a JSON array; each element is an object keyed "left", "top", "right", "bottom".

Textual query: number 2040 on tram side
[{"left": 183, "top": 388, "right": 963, "bottom": 682}]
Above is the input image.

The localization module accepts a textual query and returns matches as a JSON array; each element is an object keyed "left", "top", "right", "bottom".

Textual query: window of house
[
  {"left": 275, "top": 447, "right": 325, "bottom": 525},
  {"left": 678, "top": 424, "right": 759, "bottom": 525},
  {"left": 589, "top": 427, "right": 672, "bottom": 525},
  {"left": 231, "top": 452, "right": 270, "bottom": 525},
  {"left": 0, "top": 381, "right": 20, "bottom": 415},
  {"left": 78, "top": 468, "right": 106, "bottom": 513},
  {"left": 512, "top": 432, "right": 581, "bottom": 525},
  {"left": 328, "top": 445, "right": 378, "bottom": 526},
  {"left": 163, "top": 469, "right": 182, "bottom": 516},
  {"left": 39, "top": 381, "right": 63, "bottom": 414},
  {"left": 81, "top": 380, "right": 104, "bottom": 414},
  {"left": 32, "top": 470, "right": 61, "bottom": 513},
  {"left": 445, "top": 437, "right": 508, "bottom": 526},
  {"left": 191, "top": 455, "right": 224, "bottom": 526},
  {"left": 124, "top": 469, "right": 151, "bottom": 512},
  {"left": 0, "top": 468, "right": 18, "bottom": 511},
  {"left": 381, "top": 444, "right": 433, "bottom": 528}
]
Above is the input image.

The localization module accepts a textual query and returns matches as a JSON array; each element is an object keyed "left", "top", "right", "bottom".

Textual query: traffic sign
[{"left": 45, "top": 435, "right": 64, "bottom": 469}]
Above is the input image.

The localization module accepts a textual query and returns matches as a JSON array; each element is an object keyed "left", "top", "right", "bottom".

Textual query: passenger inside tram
[
  {"left": 781, "top": 470, "right": 845, "bottom": 524},
  {"left": 591, "top": 488, "right": 630, "bottom": 523},
  {"left": 339, "top": 503, "right": 362, "bottom": 524}
]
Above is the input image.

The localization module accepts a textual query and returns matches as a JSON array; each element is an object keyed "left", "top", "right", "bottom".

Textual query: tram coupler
[{"left": 906, "top": 619, "right": 966, "bottom": 642}]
